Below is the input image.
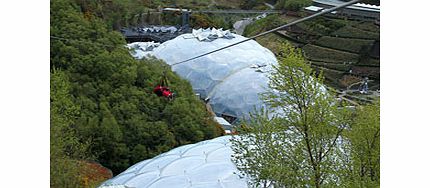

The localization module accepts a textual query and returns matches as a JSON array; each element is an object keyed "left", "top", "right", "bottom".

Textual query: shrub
[
  {"left": 315, "top": 36, "right": 375, "bottom": 53},
  {"left": 243, "top": 14, "right": 287, "bottom": 37},
  {"left": 357, "top": 58, "right": 380, "bottom": 67},
  {"left": 190, "top": 13, "right": 230, "bottom": 29},
  {"left": 332, "top": 26, "right": 379, "bottom": 40},
  {"left": 297, "top": 17, "right": 347, "bottom": 36},
  {"left": 275, "top": 0, "right": 312, "bottom": 11},
  {"left": 310, "top": 61, "right": 351, "bottom": 72},
  {"left": 303, "top": 44, "right": 360, "bottom": 63},
  {"left": 352, "top": 21, "right": 380, "bottom": 33}
]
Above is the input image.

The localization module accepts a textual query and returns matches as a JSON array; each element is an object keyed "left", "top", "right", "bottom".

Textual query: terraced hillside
[
  {"left": 244, "top": 16, "right": 380, "bottom": 90},
  {"left": 307, "top": 21, "right": 380, "bottom": 89},
  {"left": 315, "top": 36, "right": 375, "bottom": 53}
]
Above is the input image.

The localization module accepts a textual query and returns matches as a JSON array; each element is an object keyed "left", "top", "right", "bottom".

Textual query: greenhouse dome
[
  {"left": 98, "top": 136, "right": 248, "bottom": 188},
  {"left": 128, "top": 28, "right": 278, "bottom": 120}
]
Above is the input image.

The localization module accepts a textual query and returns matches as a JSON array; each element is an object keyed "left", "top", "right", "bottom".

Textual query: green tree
[
  {"left": 275, "top": 0, "right": 312, "bottom": 11},
  {"left": 232, "top": 43, "right": 350, "bottom": 187},
  {"left": 76, "top": 0, "right": 150, "bottom": 30},
  {"left": 240, "top": 0, "right": 265, "bottom": 9},
  {"left": 190, "top": 13, "right": 231, "bottom": 30},
  {"left": 50, "top": 70, "right": 93, "bottom": 187},
  {"left": 341, "top": 101, "right": 380, "bottom": 187}
]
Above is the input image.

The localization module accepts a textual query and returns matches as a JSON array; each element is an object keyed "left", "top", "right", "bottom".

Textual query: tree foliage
[
  {"left": 243, "top": 14, "right": 286, "bottom": 37},
  {"left": 74, "top": 0, "right": 151, "bottom": 29},
  {"left": 231, "top": 43, "right": 379, "bottom": 187},
  {"left": 51, "top": 0, "right": 223, "bottom": 177},
  {"left": 341, "top": 101, "right": 380, "bottom": 187},
  {"left": 232, "top": 43, "right": 349, "bottom": 187},
  {"left": 190, "top": 13, "right": 231, "bottom": 30},
  {"left": 240, "top": 0, "right": 266, "bottom": 10},
  {"left": 275, "top": 0, "right": 312, "bottom": 11},
  {"left": 51, "top": 70, "right": 94, "bottom": 187}
]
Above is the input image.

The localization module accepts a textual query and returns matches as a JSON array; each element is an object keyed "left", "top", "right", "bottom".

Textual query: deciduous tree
[
  {"left": 232, "top": 43, "right": 350, "bottom": 187},
  {"left": 340, "top": 101, "right": 380, "bottom": 187}
]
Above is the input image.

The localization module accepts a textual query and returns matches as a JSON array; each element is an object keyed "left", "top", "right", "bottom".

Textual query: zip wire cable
[{"left": 170, "top": 0, "right": 361, "bottom": 66}]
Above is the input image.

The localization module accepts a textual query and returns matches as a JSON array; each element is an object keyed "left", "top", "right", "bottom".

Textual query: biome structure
[{"left": 128, "top": 28, "right": 278, "bottom": 121}]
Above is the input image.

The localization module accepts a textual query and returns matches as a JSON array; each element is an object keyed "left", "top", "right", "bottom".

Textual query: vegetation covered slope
[{"left": 50, "top": 0, "right": 223, "bottom": 184}]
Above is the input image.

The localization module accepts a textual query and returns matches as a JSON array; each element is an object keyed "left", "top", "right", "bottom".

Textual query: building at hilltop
[{"left": 308, "top": 0, "right": 380, "bottom": 20}]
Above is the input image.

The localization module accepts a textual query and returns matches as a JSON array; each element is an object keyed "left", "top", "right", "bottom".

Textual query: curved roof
[
  {"left": 208, "top": 65, "right": 272, "bottom": 118},
  {"left": 98, "top": 136, "right": 248, "bottom": 188},
  {"left": 128, "top": 29, "right": 278, "bottom": 119},
  {"left": 313, "top": 0, "right": 380, "bottom": 12}
]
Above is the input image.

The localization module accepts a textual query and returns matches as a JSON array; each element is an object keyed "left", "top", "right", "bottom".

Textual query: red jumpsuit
[
  {"left": 162, "top": 88, "right": 173, "bottom": 98},
  {"left": 153, "top": 85, "right": 163, "bottom": 97},
  {"left": 154, "top": 86, "right": 173, "bottom": 99}
]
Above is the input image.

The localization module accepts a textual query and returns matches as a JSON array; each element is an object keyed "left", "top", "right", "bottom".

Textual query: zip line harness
[{"left": 153, "top": 69, "right": 175, "bottom": 100}]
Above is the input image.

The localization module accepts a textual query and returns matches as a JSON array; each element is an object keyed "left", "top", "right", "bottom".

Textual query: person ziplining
[{"left": 153, "top": 71, "right": 175, "bottom": 100}]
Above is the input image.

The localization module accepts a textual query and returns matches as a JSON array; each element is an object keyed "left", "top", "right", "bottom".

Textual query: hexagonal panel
[{"left": 127, "top": 31, "right": 278, "bottom": 120}]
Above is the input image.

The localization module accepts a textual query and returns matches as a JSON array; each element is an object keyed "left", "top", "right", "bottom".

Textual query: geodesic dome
[
  {"left": 128, "top": 28, "right": 278, "bottom": 120},
  {"left": 98, "top": 136, "right": 248, "bottom": 188},
  {"left": 208, "top": 65, "right": 273, "bottom": 119}
]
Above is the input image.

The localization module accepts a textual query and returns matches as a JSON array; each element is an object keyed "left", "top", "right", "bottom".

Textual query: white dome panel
[
  {"left": 125, "top": 172, "right": 159, "bottom": 188},
  {"left": 127, "top": 29, "right": 278, "bottom": 120},
  {"left": 98, "top": 136, "right": 249, "bottom": 188}
]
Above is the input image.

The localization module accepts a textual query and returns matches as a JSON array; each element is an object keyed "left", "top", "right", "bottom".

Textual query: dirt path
[
  {"left": 264, "top": 2, "right": 275, "bottom": 9},
  {"left": 233, "top": 18, "right": 253, "bottom": 35}
]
